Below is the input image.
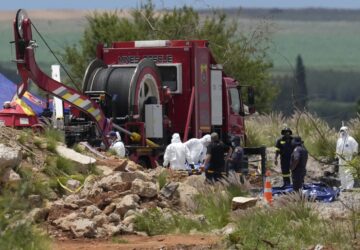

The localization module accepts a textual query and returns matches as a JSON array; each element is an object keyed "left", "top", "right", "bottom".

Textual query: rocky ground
[{"left": 0, "top": 126, "right": 359, "bottom": 249}]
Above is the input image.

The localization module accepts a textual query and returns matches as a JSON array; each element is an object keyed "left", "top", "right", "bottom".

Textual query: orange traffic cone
[{"left": 264, "top": 170, "right": 273, "bottom": 205}]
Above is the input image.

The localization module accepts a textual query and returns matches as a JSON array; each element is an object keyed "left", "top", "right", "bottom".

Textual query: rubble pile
[
  {"left": 42, "top": 165, "right": 204, "bottom": 239},
  {"left": 41, "top": 166, "right": 259, "bottom": 239},
  {"left": 1, "top": 127, "right": 358, "bottom": 241}
]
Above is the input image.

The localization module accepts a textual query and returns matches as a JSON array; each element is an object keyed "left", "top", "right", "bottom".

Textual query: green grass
[
  {"left": 246, "top": 112, "right": 337, "bottom": 161},
  {"left": 111, "top": 237, "right": 129, "bottom": 244},
  {"left": 194, "top": 177, "right": 249, "bottom": 229},
  {"left": 0, "top": 223, "right": 51, "bottom": 250},
  {"left": 226, "top": 194, "right": 354, "bottom": 250},
  {"left": 266, "top": 19, "right": 360, "bottom": 71},
  {"left": 0, "top": 187, "right": 51, "bottom": 250},
  {"left": 72, "top": 143, "right": 84, "bottom": 153},
  {"left": 133, "top": 208, "right": 205, "bottom": 236},
  {"left": 157, "top": 170, "right": 168, "bottom": 190},
  {"left": 134, "top": 175, "right": 249, "bottom": 235}
]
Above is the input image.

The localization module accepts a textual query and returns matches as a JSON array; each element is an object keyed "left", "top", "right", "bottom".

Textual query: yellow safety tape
[
  {"left": 57, "top": 178, "right": 83, "bottom": 193},
  {"left": 62, "top": 93, "right": 72, "bottom": 100},
  {"left": 87, "top": 107, "right": 96, "bottom": 114},
  {"left": 56, "top": 174, "right": 96, "bottom": 194},
  {"left": 74, "top": 98, "right": 84, "bottom": 106}
]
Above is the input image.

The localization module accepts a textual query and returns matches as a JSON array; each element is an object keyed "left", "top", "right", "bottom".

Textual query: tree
[
  {"left": 62, "top": 1, "right": 277, "bottom": 112},
  {"left": 294, "top": 54, "right": 308, "bottom": 110},
  {"left": 272, "top": 74, "right": 294, "bottom": 116}
]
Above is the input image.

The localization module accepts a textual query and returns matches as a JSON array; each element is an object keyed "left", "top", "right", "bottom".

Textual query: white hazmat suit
[
  {"left": 336, "top": 126, "right": 358, "bottom": 189},
  {"left": 110, "top": 132, "right": 126, "bottom": 158},
  {"left": 163, "top": 133, "right": 192, "bottom": 170},
  {"left": 184, "top": 134, "right": 211, "bottom": 165}
]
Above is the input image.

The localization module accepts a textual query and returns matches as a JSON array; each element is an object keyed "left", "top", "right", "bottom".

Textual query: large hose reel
[{"left": 82, "top": 58, "right": 163, "bottom": 121}]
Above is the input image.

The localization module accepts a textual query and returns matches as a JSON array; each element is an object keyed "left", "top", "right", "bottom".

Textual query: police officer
[
  {"left": 275, "top": 127, "right": 294, "bottom": 187},
  {"left": 290, "top": 136, "right": 308, "bottom": 192},
  {"left": 202, "top": 132, "right": 231, "bottom": 182},
  {"left": 228, "top": 136, "right": 244, "bottom": 173}
]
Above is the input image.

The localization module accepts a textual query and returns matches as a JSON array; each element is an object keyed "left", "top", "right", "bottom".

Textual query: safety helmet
[
  {"left": 292, "top": 136, "right": 302, "bottom": 146},
  {"left": 281, "top": 127, "right": 293, "bottom": 135}
]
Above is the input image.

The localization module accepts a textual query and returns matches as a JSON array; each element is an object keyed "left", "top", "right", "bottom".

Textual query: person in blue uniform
[
  {"left": 275, "top": 127, "right": 294, "bottom": 187},
  {"left": 290, "top": 136, "right": 308, "bottom": 192}
]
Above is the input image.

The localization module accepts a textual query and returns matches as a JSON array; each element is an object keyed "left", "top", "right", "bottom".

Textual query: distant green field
[
  {"left": 0, "top": 18, "right": 85, "bottom": 77},
  {"left": 236, "top": 18, "right": 360, "bottom": 72},
  {"left": 1, "top": 11, "right": 360, "bottom": 73}
]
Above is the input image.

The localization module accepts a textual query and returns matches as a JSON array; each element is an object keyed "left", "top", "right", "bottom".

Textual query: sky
[{"left": 2, "top": 0, "right": 360, "bottom": 10}]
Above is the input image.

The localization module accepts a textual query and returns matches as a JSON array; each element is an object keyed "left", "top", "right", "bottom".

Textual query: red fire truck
[{"left": 12, "top": 9, "right": 265, "bottom": 169}]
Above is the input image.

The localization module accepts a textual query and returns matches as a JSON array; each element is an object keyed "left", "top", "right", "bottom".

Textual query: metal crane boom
[{"left": 13, "top": 9, "right": 111, "bottom": 148}]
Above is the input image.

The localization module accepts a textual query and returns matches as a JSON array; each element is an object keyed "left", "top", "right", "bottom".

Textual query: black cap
[
  {"left": 292, "top": 136, "right": 302, "bottom": 146},
  {"left": 281, "top": 127, "right": 293, "bottom": 135}
]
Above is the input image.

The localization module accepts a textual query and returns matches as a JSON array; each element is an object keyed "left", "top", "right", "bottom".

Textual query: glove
[
  {"left": 163, "top": 160, "right": 169, "bottom": 168},
  {"left": 199, "top": 165, "right": 205, "bottom": 172}
]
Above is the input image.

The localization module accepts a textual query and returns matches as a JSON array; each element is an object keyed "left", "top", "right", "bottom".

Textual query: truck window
[
  {"left": 159, "top": 66, "right": 177, "bottom": 91},
  {"left": 229, "top": 88, "right": 241, "bottom": 114}
]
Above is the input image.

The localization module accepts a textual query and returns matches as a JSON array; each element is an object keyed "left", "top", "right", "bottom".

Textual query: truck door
[{"left": 227, "top": 87, "right": 245, "bottom": 139}]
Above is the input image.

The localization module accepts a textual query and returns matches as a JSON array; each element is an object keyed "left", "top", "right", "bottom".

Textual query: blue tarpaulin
[
  {"left": 0, "top": 73, "right": 16, "bottom": 105},
  {"left": 271, "top": 183, "right": 340, "bottom": 202},
  {"left": 0, "top": 73, "right": 46, "bottom": 115}
]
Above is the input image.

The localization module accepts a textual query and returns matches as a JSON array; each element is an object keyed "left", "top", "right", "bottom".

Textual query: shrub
[
  {"left": 289, "top": 111, "right": 337, "bottom": 160},
  {"left": 245, "top": 112, "right": 286, "bottom": 147},
  {"left": 133, "top": 208, "right": 205, "bottom": 236},
  {"left": 56, "top": 156, "right": 76, "bottom": 175},
  {"left": 0, "top": 188, "right": 51, "bottom": 250},
  {"left": 44, "top": 127, "right": 64, "bottom": 143},
  {"left": 226, "top": 194, "right": 353, "bottom": 249},
  {"left": 194, "top": 174, "right": 249, "bottom": 229},
  {"left": 0, "top": 222, "right": 51, "bottom": 250},
  {"left": 245, "top": 111, "right": 337, "bottom": 161},
  {"left": 72, "top": 143, "right": 84, "bottom": 153},
  {"left": 157, "top": 170, "right": 168, "bottom": 190}
]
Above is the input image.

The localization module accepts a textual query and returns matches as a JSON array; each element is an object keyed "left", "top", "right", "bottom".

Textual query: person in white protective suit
[
  {"left": 109, "top": 131, "right": 126, "bottom": 158},
  {"left": 184, "top": 134, "right": 211, "bottom": 165},
  {"left": 163, "top": 133, "right": 192, "bottom": 170},
  {"left": 336, "top": 126, "right": 358, "bottom": 189}
]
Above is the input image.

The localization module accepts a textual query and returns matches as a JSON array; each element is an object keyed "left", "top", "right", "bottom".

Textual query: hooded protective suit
[
  {"left": 336, "top": 126, "right": 358, "bottom": 189},
  {"left": 163, "top": 133, "right": 192, "bottom": 170},
  {"left": 184, "top": 134, "right": 211, "bottom": 164},
  {"left": 110, "top": 131, "right": 125, "bottom": 158}
]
